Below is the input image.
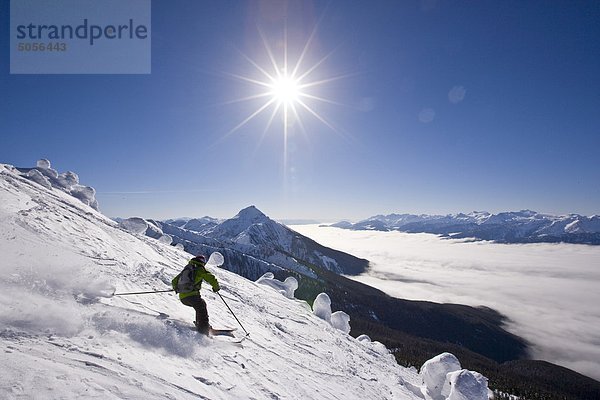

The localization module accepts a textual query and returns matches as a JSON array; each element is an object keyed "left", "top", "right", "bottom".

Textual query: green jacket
[{"left": 172, "top": 259, "right": 220, "bottom": 300}]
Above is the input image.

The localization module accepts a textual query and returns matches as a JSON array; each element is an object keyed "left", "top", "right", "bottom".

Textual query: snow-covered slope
[
  {"left": 1, "top": 163, "right": 489, "bottom": 399},
  {"left": 335, "top": 210, "right": 600, "bottom": 244}
]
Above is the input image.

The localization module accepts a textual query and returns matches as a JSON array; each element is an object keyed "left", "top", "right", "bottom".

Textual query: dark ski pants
[{"left": 181, "top": 295, "right": 210, "bottom": 333}]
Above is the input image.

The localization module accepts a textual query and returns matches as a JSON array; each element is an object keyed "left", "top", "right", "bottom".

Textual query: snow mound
[
  {"left": 312, "top": 292, "right": 332, "bottom": 322},
  {"left": 119, "top": 217, "right": 149, "bottom": 235},
  {"left": 356, "top": 334, "right": 372, "bottom": 343},
  {"left": 331, "top": 311, "right": 351, "bottom": 334},
  {"left": 255, "top": 272, "right": 298, "bottom": 299},
  {"left": 445, "top": 369, "right": 489, "bottom": 400},
  {"left": 120, "top": 218, "right": 175, "bottom": 247},
  {"left": 206, "top": 251, "right": 225, "bottom": 267},
  {"left": 420, "top": 352, "right": 462, "bottom": 400},
  {"left": 70, "top": 184, "right": 97, "bottom": 209},
  {"left": 158, "top": 234, "right": 173, "bottom": 245},
  {"left": 36, "top": 159, "right": 51, "bottom": 169},
  {"left": 26, "top": 169, "right": 52, "bottom": 189},
  {"left": 16, "top": 159, "right": 99, "bottom": 210},
  {"left": 312, "top": 292, "right": 352, "bottom": 334}
]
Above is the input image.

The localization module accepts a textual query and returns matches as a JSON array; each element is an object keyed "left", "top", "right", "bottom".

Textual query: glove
[{"left": 213, "top": 284, "right": 220, "bottom": 293}]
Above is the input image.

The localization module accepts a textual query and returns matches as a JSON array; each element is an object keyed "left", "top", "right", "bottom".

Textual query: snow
[
  {"left": 255, "top": 272, "right": 298, "bottom": 299},
  {"left": 206, "top": 251, "right": 225, "bottom": 267},
  {"left": 119, "top": 216, "right": 148, "bottom": 235},
  {"left": 56, "top": 170, "right": 79, "bottom": 190},
  {"left": 331, "top": 311, "right": 351, "bottom": 334},
  {"left": 256, "top": 282, "right": 352, "bottom": 334},
  {"left": 312, "top": 292, "right": 332, "bottom": 322},
  {"left": 26, "top": 168, "right": 52, "bottom": 189},
  {"left": 356, "top": 334, "right": 372, "bottom": 343},
  {"left": 420, "top": 352, "right": 462, "bottom": 400},
  {"left": 70, "top": 183, "right": 98, "bottom": 210},
  {"left": 159, "top": 234, "right": 173, "bottom": 245},
  {"left": 419, "top": 354, "right": 489, "bottom": 400},
  {"left": 0, "top": 162, "right": 489, "bottom": 399},
  {"left": 311, "top": 293, "right": 352, "bottom": 334},
  {"left": 564, "top": 220, "right": 580, "bottom": 233},
  {"left": 445, "top": 370, "right": 489, "bottom": 400},
  {"left": 13, "top": 159, "right": 99, "bottom": 210},
  {"left": 36, "top": 158, "right": 52, "bottom": 169},
  {"left": 0, "top": 164, "right": 434, "bottom": 399}
]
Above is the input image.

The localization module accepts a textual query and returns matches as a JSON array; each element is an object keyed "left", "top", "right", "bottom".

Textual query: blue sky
[{"left": 1, "top": 0, "right": 599, "bottom": 220}]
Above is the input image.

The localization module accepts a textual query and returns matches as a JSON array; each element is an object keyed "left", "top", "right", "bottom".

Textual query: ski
[
  {"left": 209, "top": 327, "right": 237, "bottom": 337},
  {"left": 160, "top": 315, "right": 245, "bottom": 341},
  {"left": 212, "top": 333, "right": 248, "bottom": 344}
]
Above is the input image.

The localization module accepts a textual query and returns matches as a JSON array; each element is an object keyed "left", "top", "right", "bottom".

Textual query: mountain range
[{"left": 331, "top": 210, "right": 600, "bottom": 245}]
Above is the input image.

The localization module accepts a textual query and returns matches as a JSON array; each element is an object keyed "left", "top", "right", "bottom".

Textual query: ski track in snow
[{"left": 0, "top": 166, "right": 426, "bottom": 399}]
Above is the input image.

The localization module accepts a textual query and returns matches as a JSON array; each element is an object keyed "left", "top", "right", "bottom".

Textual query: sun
[
  {"left": 223, "top": 26, "right": 345, "bottom": 140},
  {"left": 269, "top": 74, "right": 301, "bottom": 105},
  {"left": 220, "top": 25, "right": 350, "bottom": 183}
]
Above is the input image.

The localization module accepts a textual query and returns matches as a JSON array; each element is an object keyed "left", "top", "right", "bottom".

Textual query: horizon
[
  {"left": 2, "top": 1, "right": 599, "bottom": 220},
  {"left": 108, "top": 202, "right": 598, "bottom": 223},
  {"left": 115, "top": 205, "right": 598, "bottom": 225}
]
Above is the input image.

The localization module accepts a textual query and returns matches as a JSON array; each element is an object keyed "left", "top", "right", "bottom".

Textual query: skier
[{"left": 171, "top": 254, "right": 220, "bottom": 334}]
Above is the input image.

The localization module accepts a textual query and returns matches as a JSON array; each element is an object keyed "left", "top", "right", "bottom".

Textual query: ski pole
[
  {"left": 218, "top": 292, "right": 249, "bottom": 336},
  {"left": 113, "top": 289, "right": 174, "bottom": 296}
]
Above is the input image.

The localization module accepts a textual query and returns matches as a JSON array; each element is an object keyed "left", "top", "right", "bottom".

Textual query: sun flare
[
  {"left": 224, "top": 26, "right": 346, "bottom": 141},
  {"left": 221, "top": 26, "right": 351, "bottom": 185},
  {"left": 269, "top": 74, "right": 301, "bottom": 105}
]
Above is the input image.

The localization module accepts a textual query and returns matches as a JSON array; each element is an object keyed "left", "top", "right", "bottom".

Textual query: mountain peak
[
  {"left": 235, "top": 205, "right": 268, "bottom": 222},
  {"left": 206, "top": 205, "right": 272, "bottom": 240}
]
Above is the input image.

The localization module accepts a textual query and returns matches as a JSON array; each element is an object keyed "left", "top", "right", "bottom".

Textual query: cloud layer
[{"left": 292, "top": 225, "right": 600, "bottom": 381}]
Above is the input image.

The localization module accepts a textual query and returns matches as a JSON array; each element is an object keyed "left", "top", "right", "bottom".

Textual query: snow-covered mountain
[
  {"left": 333, "top": 210, "right": 600, "bottom": 244},
  {"left": 0, "top": 162, "right": 492, "bottom": 399},
  {"left": 162, "top": 216, "right": 222, "bottom": 232},
  {"left": 138, "top": 205, "right": 370, "bottom": 281}
]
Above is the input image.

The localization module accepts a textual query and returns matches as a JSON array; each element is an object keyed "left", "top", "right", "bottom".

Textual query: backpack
[{"left": 175, "top": 264, "right": 197, "bottom": 293}]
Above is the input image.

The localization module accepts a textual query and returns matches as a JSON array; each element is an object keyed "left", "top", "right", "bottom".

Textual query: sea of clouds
[{"left": 291, "top": 225, "right": 600, "bottom": 381}]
